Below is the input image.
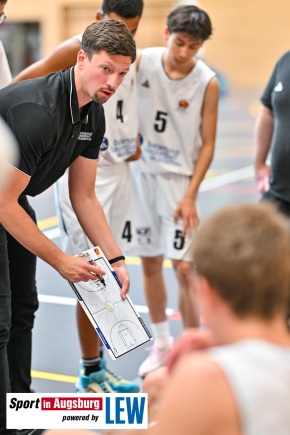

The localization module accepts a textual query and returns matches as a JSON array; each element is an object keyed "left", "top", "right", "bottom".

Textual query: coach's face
[{"left": 77, "top": 49, "right": 131, "bottom": 105}]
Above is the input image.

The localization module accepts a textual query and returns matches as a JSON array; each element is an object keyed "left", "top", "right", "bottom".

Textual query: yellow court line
[
  {"left": 125, "top": 256, "right": 172, "bottom": 268},
  {"left": 36, "top": 168, "right": 223, "bottom": 232},
  {"left": 205, "top": 169, "right": 223, "bottom": 179},
  {"left": 37, "top": 216, "right": 58, "bottom": 230},
  {"left": 31, "top": 370, "right": 77, "bottom": 384}
]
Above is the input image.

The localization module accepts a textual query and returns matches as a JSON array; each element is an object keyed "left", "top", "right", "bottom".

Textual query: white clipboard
[{"left": 68, "top": 246, "right": 152, "bottom": 360}]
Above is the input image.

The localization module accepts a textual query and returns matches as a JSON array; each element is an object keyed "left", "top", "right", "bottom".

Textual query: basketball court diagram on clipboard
[{"left": 68, "top": 246, "right": 152, "bottom": 360}]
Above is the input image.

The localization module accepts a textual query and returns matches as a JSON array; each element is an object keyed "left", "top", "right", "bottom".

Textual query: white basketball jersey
[
  {"left": 209, "top": 340, "right": 290, "bottom": 435},
  {"left": 136, "top": 46, "right": 215, "bottom": 175},
  {"left": 0, "top": 41, "right": 12, "bottom": 89},
  {"left": 75, "top": 34, "right": 138, "bottom": 167}
]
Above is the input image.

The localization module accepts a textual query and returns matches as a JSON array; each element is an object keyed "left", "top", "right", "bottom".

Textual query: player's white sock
[{"left": 151, "top": 320, "right": 172, "bottom": 346}]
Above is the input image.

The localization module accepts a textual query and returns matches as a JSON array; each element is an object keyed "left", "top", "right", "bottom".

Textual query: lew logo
[{"left": 105, "top": 396, "right": 146, "bottom": 425}]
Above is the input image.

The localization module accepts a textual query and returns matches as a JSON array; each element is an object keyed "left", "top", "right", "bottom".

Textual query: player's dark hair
[
  {"left": 82, "top": 19, "right": 136, "bottom": 63},
  {"left": 167, "top": 5, "right": 212, "bottom": 41},
  {"left": 102, "top": 0, "right": 144, "bottom": 18}
]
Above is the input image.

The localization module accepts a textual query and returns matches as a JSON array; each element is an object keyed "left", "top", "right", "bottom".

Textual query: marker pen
[{"left": 89, "top": 259, "right": 105, "bottom": 285}]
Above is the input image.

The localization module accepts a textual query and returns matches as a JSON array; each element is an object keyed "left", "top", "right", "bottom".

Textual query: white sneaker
[{"left": 138, "top": 336, "right": 174, "bottom": 378}]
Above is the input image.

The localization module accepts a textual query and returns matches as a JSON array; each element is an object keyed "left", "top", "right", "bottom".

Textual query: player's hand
[
  {"left": 125, "top": 134, "right": 142, "bottom": 162},
  {"left": 166, "top": 328, "right": 218, "bottom": 373},
  {"left": 255, "top": 164, "right": 270, "bottom": 193},
  {"left": 111, "top": 259, "right": 130, "bottom": 299},
  {"left": 56, "top": 253, "right": 106, "bottom": 283},
  {"left": 173, "top": 197, "right": 199, "bottom": 236}
]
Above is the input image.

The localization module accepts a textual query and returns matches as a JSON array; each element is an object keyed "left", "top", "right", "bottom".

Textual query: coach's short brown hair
[{"left": 82, "top": 20, "right": 136, "bottom": 63}]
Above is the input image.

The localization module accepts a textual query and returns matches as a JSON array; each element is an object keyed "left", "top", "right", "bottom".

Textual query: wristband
[{"left": 109, "top": 255, "right": 125, "bottom": 264}]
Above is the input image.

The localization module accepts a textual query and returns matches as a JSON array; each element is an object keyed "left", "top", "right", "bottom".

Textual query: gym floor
[{"left": 28, "top": 86, "right": 261, "bottom": 394}]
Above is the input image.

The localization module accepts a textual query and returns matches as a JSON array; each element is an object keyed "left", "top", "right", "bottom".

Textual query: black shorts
[{"left": 262, "top": 190, "right": 290, "bottom": 219}]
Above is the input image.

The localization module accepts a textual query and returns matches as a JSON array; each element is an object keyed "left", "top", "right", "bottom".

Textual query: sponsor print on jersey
[
  {"left": 100, "top": 137, "right": 109, "bottom": 151},
  {"left": 100, "top": 137, "right": 137, "bottom": 163},
  {"left": 111, "top": 138, "right": 137, "bottom": 159},
  {"left": 78, "top": 132, "right": 93, "bottom": 141},
  {"left": 143, "top": 141, "right": 181, "bottom": 167},
  {"left": 137, "top": 227, "right": 152, "bottom": 244}
]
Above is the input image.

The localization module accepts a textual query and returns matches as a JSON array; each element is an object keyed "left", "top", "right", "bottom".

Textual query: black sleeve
[
  {"left": 260, "top": 51, "right": 290, "bottom": 110},
  {"left": 261, "top": 64, "right": 278, "bottom": 111},
  {"left": 5, "top": 103, "right": 56, "bottom": 176}
]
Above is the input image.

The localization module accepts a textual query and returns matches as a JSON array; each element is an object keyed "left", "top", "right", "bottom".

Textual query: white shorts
[
  {"left": 131, "top": 171, "right": 195, "bottom": 261},
  {"left": 56, "top": 162, "right": 134, "bottom": 256}
]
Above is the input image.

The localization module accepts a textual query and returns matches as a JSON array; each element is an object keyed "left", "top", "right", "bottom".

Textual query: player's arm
[
  {"left": 105, "top": 353, "right": 240, "bottom": 435},
  {"left": 174, "top": 76, "right": 219, "bottom": 234},
  {"left": 125, "top": 134, "right": 142, "bottom": 162},
  {"left": 148, "top": 353, "right": 240, "bottom": 435},
  {"left": 11, "top": 37, "right": 81, "bottom": 82},
  {"left": 253, "top": 104, "right": 273, "bottom": 193},
  {"left": 124, "top": 52, "right": 143, "bottom": 162},
  {"left": 0, "top": 165, "right": 102, "bottom": 283},
  {"left": 68, "top": 155, "right": 130, "bottom": 297}
]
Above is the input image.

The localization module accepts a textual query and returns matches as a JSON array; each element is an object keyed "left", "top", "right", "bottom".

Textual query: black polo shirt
[
  {"left": 261, "top": 50, "right": 290, "bottom": 203},
  {"left": 0, "top": 67, "right": 105, "bottom": 196}
]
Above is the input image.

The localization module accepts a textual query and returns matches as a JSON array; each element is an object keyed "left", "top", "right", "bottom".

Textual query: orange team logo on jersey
[
  {"left": 179, "top": 100, "right": 189, "bottom": 109},
  {"left": 95, "top": 247, "right": 100, "bottom": 255}
]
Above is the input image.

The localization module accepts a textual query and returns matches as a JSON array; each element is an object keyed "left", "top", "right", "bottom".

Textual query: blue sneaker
[
  {"left": 101, "top": 358, "right": 140, "bottom": 393},
  {"left": 76, "top": 367, "right": 114, "bottom": 393}
]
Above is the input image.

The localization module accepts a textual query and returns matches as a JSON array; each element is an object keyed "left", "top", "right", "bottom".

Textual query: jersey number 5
[
  {"left": 154, "top": 111, "right": 168, "bottom": 133},
  {"left": 173, "top": 230, "right": 185, "bottom": 250}
]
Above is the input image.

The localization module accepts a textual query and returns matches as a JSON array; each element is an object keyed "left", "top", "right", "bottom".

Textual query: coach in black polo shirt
[{"left": 0, "top": 20, "right": 136, "bottom": 435}]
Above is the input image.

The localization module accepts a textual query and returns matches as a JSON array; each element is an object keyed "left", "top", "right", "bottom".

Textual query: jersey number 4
[
  {"left": 116, "top": 100, "right": 124, "bottom": 123},
  {"left": 122, "top": 220, "right": 132, "bottom": 242}
]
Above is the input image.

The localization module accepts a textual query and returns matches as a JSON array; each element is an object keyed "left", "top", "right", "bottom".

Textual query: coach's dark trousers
[{"left": 0, "top": 195, "right": 39, "bottom": 434}]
